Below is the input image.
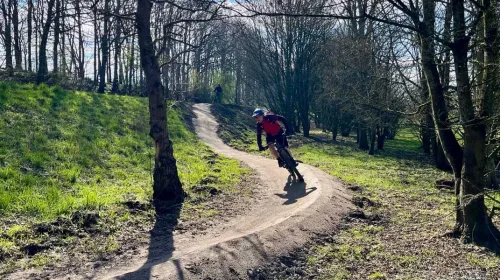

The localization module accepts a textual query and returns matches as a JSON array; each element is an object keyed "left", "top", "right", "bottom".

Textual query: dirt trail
[{"left": 16, "top": 104, "right": 352, "bottom": 280}]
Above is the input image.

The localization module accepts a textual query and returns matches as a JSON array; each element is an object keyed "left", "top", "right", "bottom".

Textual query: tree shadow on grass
[
  {"left": 118, "top": 202, "right": 183, "bottom": 280},
  {"left": 275, "top": 176, "right": 317, "bottom": 205}
]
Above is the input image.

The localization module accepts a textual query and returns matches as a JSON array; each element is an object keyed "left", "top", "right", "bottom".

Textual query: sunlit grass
[
  {"left": 0, "top": 82, "right": 249, "bottom": 273},
  {"left": 0, "top": 82, "right": 246, "bottom": 220}
]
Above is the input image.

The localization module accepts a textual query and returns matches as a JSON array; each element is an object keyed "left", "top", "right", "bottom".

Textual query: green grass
[
  {"left": 211, "top": 104, "right": 261, "bottom": 153},
  {"left": 294, "top": 134, "right": 498, "bottom": 278},
  {"left": 0, "top": 82, "right": 245, "bottom": 219},
  {"left": 0, "top": 82, "right": 247, "bottom": 271}
]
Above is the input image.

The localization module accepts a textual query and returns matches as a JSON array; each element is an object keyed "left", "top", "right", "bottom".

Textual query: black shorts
[{"left": 266, "top": 133, "right": 288, "bottom": 147}]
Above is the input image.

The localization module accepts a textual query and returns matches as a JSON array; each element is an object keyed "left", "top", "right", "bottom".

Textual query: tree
[
  {"left": 98, "top": 0, "right": 111, "bottom": 93},
  {"left": 53, "top": 0, "right": 61, "bottom": 74},
  {"left": 237, "top": 0, "right": 331, "bottom": 136},
  {"left": 0, "top": 0, "right": 13, "bottom": 74},
  {"left": 136, "top": 0, "right": 184, "bottom": 203},
  {"left": 111, "top": 0, "right": 122, "bottom": 93},
  {"left": 11, "top": 0, "right": 21, "bottom": 70},
  {"left": 27, "top": 0, "right": 33, "bottom": 72},
  {"left": 36, "top": 0, "right": 57, "bottom": 84}
]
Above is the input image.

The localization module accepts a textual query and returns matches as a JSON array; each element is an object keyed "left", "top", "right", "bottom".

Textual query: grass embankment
[
  {"left": 212, "top": 105, "right": 500, "bottom": 279},
  {"left": 0, "top": 83, "right": 247, "bottom": 273}
]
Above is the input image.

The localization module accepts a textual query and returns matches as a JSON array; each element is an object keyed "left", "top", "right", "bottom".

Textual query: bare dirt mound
[{"left": 13, "top": 104, "right": 352, "bottom": 280}]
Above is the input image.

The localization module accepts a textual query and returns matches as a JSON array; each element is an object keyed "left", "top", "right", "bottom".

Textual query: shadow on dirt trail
[
  {"left": 275, "top": 176, "right": 317, "bottom": 205},
  {"left": 118, "top": 204, "right": 182, "bottom": 280}
]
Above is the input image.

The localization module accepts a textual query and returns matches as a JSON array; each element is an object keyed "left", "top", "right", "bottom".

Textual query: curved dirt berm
[{"left": 50, "top": 104, "right": 352, "bottom": 280}]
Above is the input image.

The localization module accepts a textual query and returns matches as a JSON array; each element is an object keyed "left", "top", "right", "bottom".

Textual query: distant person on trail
[
  {"left": 252, "top": 108, "right": 298, "bottom": 168},
  {"left": 213, "top": 84, "right": 223, "bottom": 104}
]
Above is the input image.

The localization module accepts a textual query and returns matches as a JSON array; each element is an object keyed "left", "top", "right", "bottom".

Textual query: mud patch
[
  {"left": 199, "top": 175, "right": 218, "bottom": 185},
  {"left": 71, "top": 211, "right": 100, "bottom": 228},
  {"left": 191, "top": 185, "right": 219, "bottom": 196},
  {"left": 123, "top": 200, "right": 152, "bottom": 212},
  {"left": 347, "top": 184, "right": 363, "bottom": 192},
  {"left": 352, "top": 196, "right": 375, "bottom": 208}
]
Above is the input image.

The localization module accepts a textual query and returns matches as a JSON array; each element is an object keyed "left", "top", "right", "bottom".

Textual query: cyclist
[
  {"left": 213, "top": 84, "right": 223, "bottom": 104},
  {"left": 252, "top": 108, "right": 297, "bottom": 168}
]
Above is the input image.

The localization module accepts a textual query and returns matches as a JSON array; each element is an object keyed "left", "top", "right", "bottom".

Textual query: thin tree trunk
[
  {"left": 136, "top": 0, "right": 185, "bottom": 203},
  {"left": 61, "top": 0, "right": 66, "bottom": 75},
  {"left": 12, "top": 0, "right": 21, "bottom": 70},
  {"left": 358, "top": 124, "right": 369, "bottom": 150},
  {"left": 93, "top": 6, "right": 98, "bottom": 86},
  {"left": 111, "top": 0, "right": 121, "bottom": 93},
  {"left": 53, "top": 0, "right": 60, "bottom": 73},
  {"left": 98, "top": 0, "right": 110, "bottom": 93},
  {"left": 420, "top": 71, "right": 432, "bottom": 155},
  {"left": 129, "top": 36, "right": 135, "bottom": 93},
  {"left": 27, "top": 0, "right": 33, "bottom": 72},
  {"left": 331, "top": 114, "right": 338, "bottom": 141},
  {"left": 36, "top": 0, "right": 57, "bottom": 84},
  {"left": 377, "top": 127, "right": 388, "bottom": 150},
  {"left": 368, "top": 127, "right": 376, "bottom": 155},
  {"left": 1, "top": 0, "right": 13, "bottom": 74}
]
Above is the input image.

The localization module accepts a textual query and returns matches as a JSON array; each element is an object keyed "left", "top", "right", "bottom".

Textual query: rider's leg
[
  {"left": 285, "top": 148, "right": 298, "bottom": 166},
  {"left": 268, "top": 144, "right": 284, "bottom": 167},
  {"left": 268, "top": 143, "right": 279, "bottom": 159}
]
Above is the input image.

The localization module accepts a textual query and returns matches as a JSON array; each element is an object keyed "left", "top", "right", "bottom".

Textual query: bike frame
[{"left": 266, "top": 135, "right": 304, "bottom": 181}]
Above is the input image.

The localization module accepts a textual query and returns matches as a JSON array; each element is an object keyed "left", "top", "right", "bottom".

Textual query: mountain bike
[{"left": 265, "top": 135, "right": 304, "bottom": 182}]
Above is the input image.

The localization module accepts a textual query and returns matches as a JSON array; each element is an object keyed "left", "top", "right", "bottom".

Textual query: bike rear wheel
[{"left": 279, "top": 149, "right": 304, "bottom": 182}]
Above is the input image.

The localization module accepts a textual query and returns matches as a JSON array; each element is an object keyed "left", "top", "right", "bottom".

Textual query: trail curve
[{"left": 51, "top": 104, "right": 352, "bottom": 280}]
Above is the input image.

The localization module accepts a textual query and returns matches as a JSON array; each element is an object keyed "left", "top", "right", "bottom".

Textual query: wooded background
[{"left": 1, "top": 0, "right": 499, "bottom": 247}]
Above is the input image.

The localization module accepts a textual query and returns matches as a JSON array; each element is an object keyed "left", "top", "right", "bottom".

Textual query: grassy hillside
[
  {"left": 212, "top": 105, "right": 500, "bottom": 279},
  {"left": 0, "top": 83, "right": 247, "bottom": 272},
  {"left": 211, "top": 104, "right": 259, "bottom": 152}
]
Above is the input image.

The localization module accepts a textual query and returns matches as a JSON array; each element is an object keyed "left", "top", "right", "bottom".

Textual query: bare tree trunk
[
  {"left": 76, "top": 0, "right": 85, "bottom": 78},
  {"left": 420, "top": 71, "right": 432, "bottom": 155},
  {"left": 53, "top": 0, "right": 60, "bottom": 73},
  {"left": 377, "top": 127, "right": 388, "bottom": 150},
  {"left": 12, "top": 0, "right": 21, "bottom": 70},
  {"left": 136, "top": 0, "right": 185, "bottom": 203},
  {"left": 61, "top": 0, "right": 66, "bottom": 75},
  {"left": 332, "top": 116, "right": 339, "bottom": 141},
  {"left": 481, "top": 0, "right": 500, "bottom": 191},
  {"left": 358, "top": 124, "right": 369, "bottom": 150},
  {"left": 129, "top": 36, "right": 135, "bottom": 93},
  {"left": 450, "top": 0, "right": 500, "bottom": 244},
  {"left": 36, "top": 0, "right": 57, "bottom": 84},
  {"left": 111, "top": 0, "right": 121, "bottom": 93},
  {"left": 98, "top": 0, "right": 110, "bottom": 93},
  {"left": 1, "top": 0, "right": 14, "bottom": 74},
  {"left": 368, "top": 127, "right": 376, "bottom": 155},
  {"left": 27, "top": 0, "right": 33, "bottom": 72},
  {"left": 420, "top": 0, "right": 464, "bottom": 233},
  {"left": 93, "top": 5, "right": 98, "bottom": 86}
]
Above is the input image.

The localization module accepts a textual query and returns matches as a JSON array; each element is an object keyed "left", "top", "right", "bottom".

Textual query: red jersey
[{"left": 257, "top": 115, "right": 284, "bottom": 136}]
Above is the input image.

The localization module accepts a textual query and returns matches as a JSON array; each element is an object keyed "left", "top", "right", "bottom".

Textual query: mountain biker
[
  {"left": 252, "top": 108, "right": 297, "bottom": 168},
  {"left": 213, "top": 84, "right": 223, "bottom": 104}
]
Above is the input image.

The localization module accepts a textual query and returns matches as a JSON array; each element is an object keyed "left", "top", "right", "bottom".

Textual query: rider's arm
[{"left": 256, "top": 124, "right": 264, "bottom": 149}]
